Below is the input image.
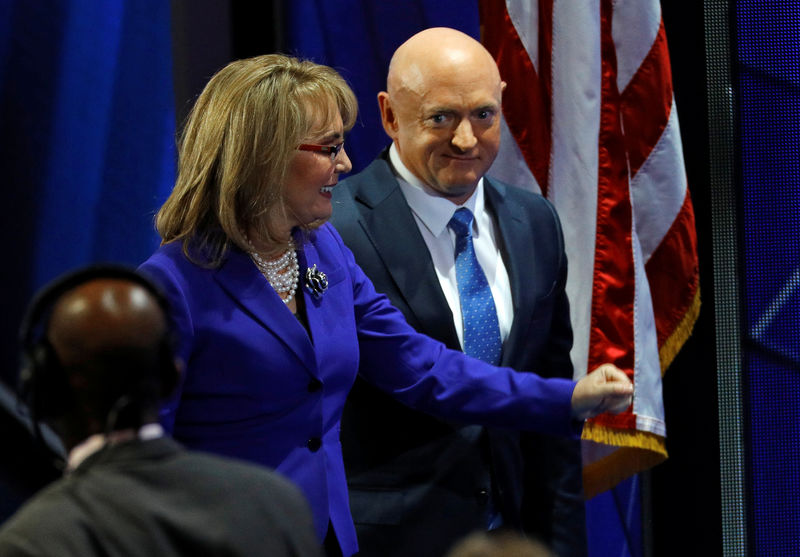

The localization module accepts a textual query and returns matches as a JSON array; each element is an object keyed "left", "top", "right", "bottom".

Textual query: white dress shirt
[{"left": 388, "top": 144, "right": 514, "bottom": 349}]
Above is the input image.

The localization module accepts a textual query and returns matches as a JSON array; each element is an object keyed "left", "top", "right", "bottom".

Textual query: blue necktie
[{"left": 448, "top": 208, "right": 502, "bottom": 365}]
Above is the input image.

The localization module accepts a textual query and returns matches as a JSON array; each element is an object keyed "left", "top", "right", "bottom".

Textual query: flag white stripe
[
  {"left": 506, "top": 0, "right": 540, "bottom": 70},
  {"left": 632, "top": 219, "right": 667, "bottom": 436},
  {"left": 631, "top": 102, "right": 688, "bottom": 262},
  {"left": 612, "top": 0, "right": 661, "bottom": 91},
  {"left": 550, "top": 1, "right": 602, "bottom": 379}
]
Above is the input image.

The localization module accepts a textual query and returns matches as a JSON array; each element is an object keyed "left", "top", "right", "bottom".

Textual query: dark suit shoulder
[
  {"left": 0, "top": 444, "right": 321, "bottom": 557},
  {"left": 173, "top": 449, "right": 301, "bottom": 495},
  {"left": 485, "top": 177, "right": 561, "bottom": 221},
  {"left": 330, "top": 179, "right": 361, "bottom": 229},
  {"left": 332, "top": 156, "right": 397, "bottom": 213},
  {"left": 0, "top": 477, "right": 99, "bottom": 556}
]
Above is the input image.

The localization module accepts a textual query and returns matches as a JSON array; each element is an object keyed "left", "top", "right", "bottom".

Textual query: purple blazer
[{"left": 139, "top": 223, "right": 576, "bottom": 557}]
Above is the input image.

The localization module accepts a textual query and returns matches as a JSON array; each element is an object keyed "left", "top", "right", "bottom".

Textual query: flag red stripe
[
  {"left": 480, "top": 0, "right": 552, "bottom": 194},
  {"left": 646, "top": 193, "right": 700, "bottom": 348},
  {"left": 587, "top": 0, "right": 636, "bottom": 430},
  {"left": 620, "top": 19, "right": 673, "bottom": 178}
]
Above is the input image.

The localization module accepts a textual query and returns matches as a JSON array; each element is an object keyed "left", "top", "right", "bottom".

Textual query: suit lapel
[
  {"left": 214, "top": 248, "right": 317, "bottom": 374},
  {"left": 484, "top": 179, "right": 539, "bottom": 367},
  {"left": 351, "top": 158, "right": 460, "bottom": 347}
]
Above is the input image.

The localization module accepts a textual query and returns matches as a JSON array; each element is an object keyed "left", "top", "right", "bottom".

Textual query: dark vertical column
[
  {"left": 169, "top": 1, "right": 283, "bottom": 129},
  {"left": 649, "top": 1, "right": 725, "bottom": 556},
  {"left": 230, "top": 1, "right": 282, "bottom": 58},
  {"left": 704, "top": 1, "right": 748, "bottom": 556},
  {"left": 170, "top": 0, "right": 233, "bottom": 128}
]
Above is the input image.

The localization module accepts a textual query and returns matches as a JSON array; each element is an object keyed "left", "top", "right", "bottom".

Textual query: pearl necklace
[{"left": 246, "top": 237, "right": 299, "bottom": 304}]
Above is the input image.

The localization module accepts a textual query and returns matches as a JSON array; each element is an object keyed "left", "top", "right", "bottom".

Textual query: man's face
[{"left": 381, "top": 60, "right": 504, "bottom": 205}]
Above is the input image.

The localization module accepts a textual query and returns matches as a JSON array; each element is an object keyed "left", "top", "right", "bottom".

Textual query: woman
[{"left": 140, "top": 54, "right": 631, "bottom": 557}]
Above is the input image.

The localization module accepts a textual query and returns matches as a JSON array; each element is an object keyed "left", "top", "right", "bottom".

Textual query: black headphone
[{"left": 18, "top": 264, "right": 178, "bottom": 424}]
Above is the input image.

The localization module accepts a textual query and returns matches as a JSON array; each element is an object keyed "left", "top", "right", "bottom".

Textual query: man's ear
[{"left": 378, "top": 91, "right": 398, "bottom": 140}]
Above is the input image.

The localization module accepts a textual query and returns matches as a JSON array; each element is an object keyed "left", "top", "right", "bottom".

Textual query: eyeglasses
[{"left": 297, "top": 142, "right": 345, "bottom": 162}]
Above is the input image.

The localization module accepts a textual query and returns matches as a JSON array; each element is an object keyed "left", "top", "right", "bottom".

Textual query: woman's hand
[{"left": 570, "top": 363, "right": 634, "bottom": 421}]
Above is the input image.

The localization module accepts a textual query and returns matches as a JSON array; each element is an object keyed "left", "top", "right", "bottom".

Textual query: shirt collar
[
  {"left": 66, "top": 422, "right": 165, "bottom": 473},
  {"left": 388, "top": 143, "right": 485, "bottom": 238}
]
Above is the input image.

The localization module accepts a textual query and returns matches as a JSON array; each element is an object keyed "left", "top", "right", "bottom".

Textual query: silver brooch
[{"left": 305, "top": 264, "right": 328, "bottom": 298}]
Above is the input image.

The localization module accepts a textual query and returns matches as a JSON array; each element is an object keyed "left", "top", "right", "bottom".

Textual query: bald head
[
  {"left": 379, "top": 27, "right": 505, "bottom": 203},
  {"left": 42, "top": 277, "right": 176, "bottom": 442},
  {"left": 48, "top": 278, "right": 168, "bottom": 368},
  {"left": 386, "top": 27, "right": 502, "bottom": 99}
]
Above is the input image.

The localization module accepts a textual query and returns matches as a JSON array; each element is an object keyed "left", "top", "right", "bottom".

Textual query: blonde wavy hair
[{"left": 156, "top": 54, "right": 358, "bottom": 265}]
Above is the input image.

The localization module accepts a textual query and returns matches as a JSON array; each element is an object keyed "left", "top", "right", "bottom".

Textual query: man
[
  {"left": 331, "top": 28, "right": 586, "bottom": 556},
  {"left": 0, "top": 266, "right": 321, "bottom": 557}
]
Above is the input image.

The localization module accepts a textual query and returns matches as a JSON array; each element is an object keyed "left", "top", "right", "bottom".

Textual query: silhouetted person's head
[
  {"left": 20, "top": 268, "right": 179, "bottom": 451},
  {"left": 446, "top": 531, "right": 554, "bottom": 557}
]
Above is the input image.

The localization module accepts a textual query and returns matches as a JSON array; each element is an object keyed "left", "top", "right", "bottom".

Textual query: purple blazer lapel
[
  {"left": 295, "top": 234, "right": 345, "bottom": 348},
  {"left": 213, "top": 248, "right": 317, "bottom": 374}
]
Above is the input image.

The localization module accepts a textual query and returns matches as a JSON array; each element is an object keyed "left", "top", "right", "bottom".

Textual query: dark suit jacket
[
  {"left": 330, "top": 153, "right": 586, "bottom": 557},
  {"left": 0, "top": 436, "right": 322, "bottom": 556}
]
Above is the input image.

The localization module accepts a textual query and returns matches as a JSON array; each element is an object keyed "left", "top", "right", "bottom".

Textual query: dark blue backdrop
[
  {"left": 0, "top": 0, "right": 175, "bottom": 387},
  {"left": 735, "top": 3, "right": 800, "bottom": 555}
]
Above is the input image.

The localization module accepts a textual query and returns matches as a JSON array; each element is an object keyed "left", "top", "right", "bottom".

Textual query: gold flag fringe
[
  {"left": 581, "top": 424, "right": 668, "bottom": 499},
  {"left": 659, "top": 286, "right": 701, "bottom": 375},
  {"left": 580, "top": 280, "right": 700, "bottom": 498}
]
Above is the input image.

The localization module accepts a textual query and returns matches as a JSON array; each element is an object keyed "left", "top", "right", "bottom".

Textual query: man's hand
[{"left": 570, "top": 363, "right": 633, "bottom": 421}]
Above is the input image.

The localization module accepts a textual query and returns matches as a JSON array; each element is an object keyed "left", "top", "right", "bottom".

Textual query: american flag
[{"left": 480, "top": 0, "right": 700, "bottom": 497}]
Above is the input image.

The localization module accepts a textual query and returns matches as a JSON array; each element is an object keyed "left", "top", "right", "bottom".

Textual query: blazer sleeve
[{"left": 325, "top": 227, "right": 579, "bottom": 437}]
